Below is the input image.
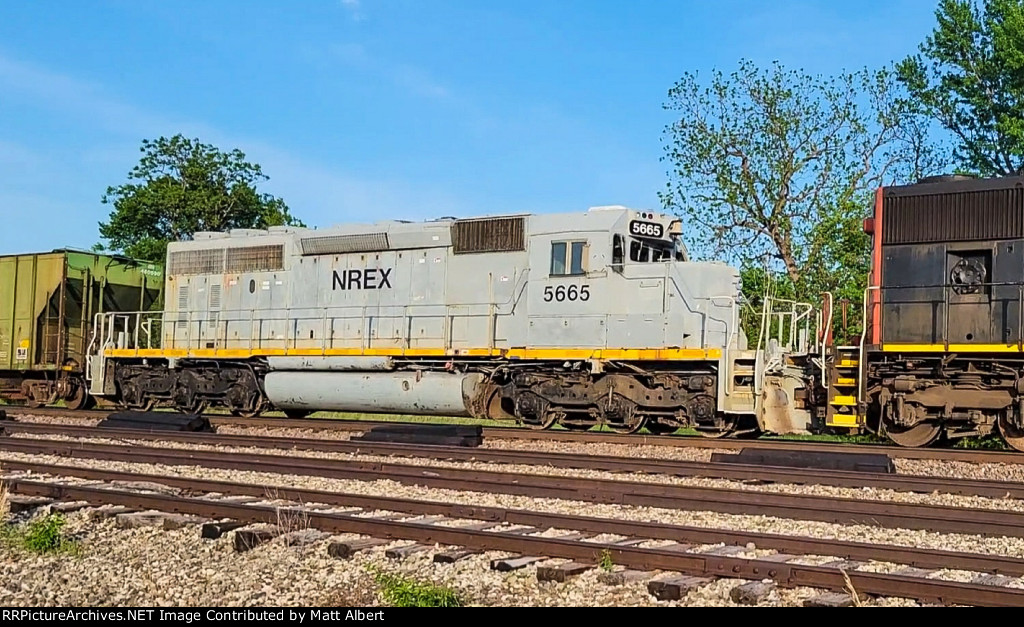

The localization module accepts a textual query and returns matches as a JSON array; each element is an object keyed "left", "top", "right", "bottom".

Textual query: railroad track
[
  {"left": 8, "top": 405, "right": 1024, "bottom": 465},
  {"left": 4, "top": 460, "right": 1024, "bottom": 605},
  {"left": 3, "top": 435, "right": 1024, "bottom": 538},
  {"left": 7, "top": 421, "right": 1024, "bottom": 500}
]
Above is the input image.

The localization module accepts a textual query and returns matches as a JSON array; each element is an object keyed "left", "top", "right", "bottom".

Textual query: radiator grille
[
  {"left": 883, "top": 185, "right": 1024, "bottom": 244},
  {"left": 168, "top": 249, "right": 224, "bottom": 275},
  {"left": 225, "top": 245, "right": 284, "bottom": 272},
  {"left": 452, "top": 216, "right": 525, "bottom": 254},
  {"left": 300, "top": 233, "right": 389, "bottom": 255}
]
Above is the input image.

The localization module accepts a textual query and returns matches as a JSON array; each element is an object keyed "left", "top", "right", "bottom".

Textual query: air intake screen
[
  {"left": 300, "top": 233, "right": 390, "bottom": 255},
  {"left": 452, "top": 216, "right": 525, "bottom": 254},
  {"left": 168, "top": 249, "right": 225, "bottom": 275},
  {"left": 225, "top": 245, "right": 284, "bottom": 272},
  {"left": 883, "top": 186, "right": 1024, "bottom": 244}
]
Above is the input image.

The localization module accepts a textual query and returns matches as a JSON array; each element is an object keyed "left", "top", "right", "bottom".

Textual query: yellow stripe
[
  {"left": 103, "top": 347, "right": 721, "bottom": 361},
  {"left": 507, "top": 348, "right": 720, "bottom": 360},
  {"left": 882, "top": 343, "right": 1024, "bottom": 353},
  {"left": 835, "top": 377, "right": 856, "bottom": 386},
  {"left": 830, "top": 395, "right": 857, "bottom": 406},
  {"left": 827, "top": 414, "right": 861, "bottom": 427},
  {"left": 838, "top": 359, "right": 859, "bottom": 367}
]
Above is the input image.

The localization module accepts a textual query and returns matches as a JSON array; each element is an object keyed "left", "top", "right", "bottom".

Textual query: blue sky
[{"left": 0, "top": 0, "right": 938, "bottom": 254}]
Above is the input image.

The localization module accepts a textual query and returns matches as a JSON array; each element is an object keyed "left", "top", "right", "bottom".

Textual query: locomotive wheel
[
  {"left": 607, "top": 414, "right": 647, "bottom": 434},
  {"left": 176, "top": 399, "right": 208, "bottom": 415},
  {"left": 230, "top": 407, "right": 264, "bottom": 418},
  {"left": 998, "top": 415, "right": 1024, "bottom": 453},
  {"left": 695, "top": 414, "right": 738, "bottom": 438},
  {"left": 884, "top": 421, "right": 942, "bottom": 448},
  {"left": 525, "top": 411, "right": 559, "bottom": 430}
]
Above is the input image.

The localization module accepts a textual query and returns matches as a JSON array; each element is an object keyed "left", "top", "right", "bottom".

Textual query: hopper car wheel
[
  {"left": 66, "top": 384, "right": 91, "bottom": 411},
  {"left": 998, "top": 415, "right": 1024, "bottom": 453},
  {"left": 884, "top": 421, "right": 942, "bottom": 448},
  {"left": 20, "top": 382, "right": 42, "bottom": 408}
]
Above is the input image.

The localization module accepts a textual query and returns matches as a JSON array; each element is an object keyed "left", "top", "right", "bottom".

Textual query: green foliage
[
  {"left": 952, "top": 435, "right": 1010, "bottom": 450},
  {"left": 598, "top": 549, "right": 615, "bottom": 572},
  {"left": 899, "top": 0, "right": 1024, "bottom": 175},
  {"left": 98, "top": 135, "right": 303, "bottom": 262},
  {"left": 662, "top": 60, "right": 941, "bottom": 337},
  {"left": 372, "top": 570, "right": 464, "bottom": 607},
  {"left": 2, "top": 513, "right": 79, "bottom": 555}
]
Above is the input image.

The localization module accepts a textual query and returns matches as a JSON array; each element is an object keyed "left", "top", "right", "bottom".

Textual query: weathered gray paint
[
  {"left": 264, "top": 371, "right": 480, "bottom": 415},
  {"left": 162, "top": 207, "right": 743, "bottom": 357},
  {"left": 266, "top": 356, "right": 393, "bottom": 371}
]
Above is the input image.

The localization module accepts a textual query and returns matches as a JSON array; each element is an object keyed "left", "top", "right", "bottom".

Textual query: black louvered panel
[
  {"left": 883, "top": 187, "right": 1024, "bottom": 244},
  {"left": 300, "top": 233, "right": 389, "bottom": 255},
  {"left": 168, "top": 249, "right": 225, "bottom": 275},
  {"left": 225, "top": 245, "right": 284, "bottom": 272},
  {"left": 451, "top": 216, "right": 525, "bottom": 254}
]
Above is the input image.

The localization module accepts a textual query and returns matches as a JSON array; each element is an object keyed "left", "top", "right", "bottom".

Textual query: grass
[
  {"left": 952, "top": 435, "right": 1010, "bottom": 450},
  {"left": 598, "top": 548, "right": 615, "bottom": 572},
  {"left": 1, "top": 513, "right": 80, "bottom": 555},
  {"left": 762, "top": 431, "right": 886, "bottom": 445},
  {"left": 372, "top": 569, "right": 464, "bottom": 607}
]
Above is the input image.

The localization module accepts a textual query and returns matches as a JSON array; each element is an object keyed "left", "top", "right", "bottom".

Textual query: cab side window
[
  {"left": 612, "top": 234, "right": 625, "bottom": 270},
  {"left": 550, "top": 241, "right": 587, "bottom": 276},
  {"left": 629, "top": 239, "right": 650, "bottom": 262}
]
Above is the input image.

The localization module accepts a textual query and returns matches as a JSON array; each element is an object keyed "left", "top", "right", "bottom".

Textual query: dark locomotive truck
[
  {"left": 861, "top": 175, "right": 1024, "bottom": 450},
  {"left": 0, "top": 249, "right": 163, "bottom": 409}
]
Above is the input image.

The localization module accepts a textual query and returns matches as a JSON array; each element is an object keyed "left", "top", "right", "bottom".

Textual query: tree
[
  {"left": 98, "top": 135, "right": 302, "bottom": 261},
  {"left": 899, "top": 0, "right": 1024, "bottom": 176},
  {"left": 661, "top": 60, "right": 939, "bottom": 308}
]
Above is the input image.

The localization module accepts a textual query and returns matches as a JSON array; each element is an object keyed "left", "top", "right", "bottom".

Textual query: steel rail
[
  {"left": 6, "top": 476, "right": 1024, "bottom": 606},
  {"left": 6, "top": 458, "right": 1024, "bottom": 577},
  {"left": 9, "top": 405, "right": 1024, "bottom": 465},
  {"left": 3, "top": 437, "right": 1024, "bottom": 538},
  {"left": 7, "top": 421, "right": 1024, "bottom": 500}
]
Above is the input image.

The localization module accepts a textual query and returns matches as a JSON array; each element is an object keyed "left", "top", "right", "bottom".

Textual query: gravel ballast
[{"left": 0, "top": 508, "right": 919, "bottom": 607}]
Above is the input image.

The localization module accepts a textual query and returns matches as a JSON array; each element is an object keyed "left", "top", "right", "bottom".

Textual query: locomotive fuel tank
[{"left": 264, "top": 370, "right": 485, "bottom": 416}]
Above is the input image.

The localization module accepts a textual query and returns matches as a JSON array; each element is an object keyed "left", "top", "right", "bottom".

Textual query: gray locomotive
[{"left": 86, "top": 205, "right": 818, "bottom": 436}]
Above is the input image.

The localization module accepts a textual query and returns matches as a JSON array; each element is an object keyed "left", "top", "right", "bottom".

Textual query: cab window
[
  {"left": 612, "top": 234, "right": 625, "bottom": 268},
  {"left": 551, "top": 241, "right": 587, "bottom": 276},
  {"left": 629, "top": 238, "right": 684, "bottom": 263},
  {"left": 629, "top": 239, "right": 650, "bottom": 262}
]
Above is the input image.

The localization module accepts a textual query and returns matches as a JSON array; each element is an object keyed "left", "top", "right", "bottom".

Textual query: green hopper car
[{"left": 0, "top": 249, "right": 163, "bottom": 408}]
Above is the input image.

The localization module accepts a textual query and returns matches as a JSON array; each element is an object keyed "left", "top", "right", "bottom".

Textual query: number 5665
[{"left": 543, "top": 285, "right": 590, "bottom": 302}]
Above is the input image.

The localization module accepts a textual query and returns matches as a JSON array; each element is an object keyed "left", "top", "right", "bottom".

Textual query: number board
[{"left": 629, "top": 220, "right": 664, "bottom": 239}]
